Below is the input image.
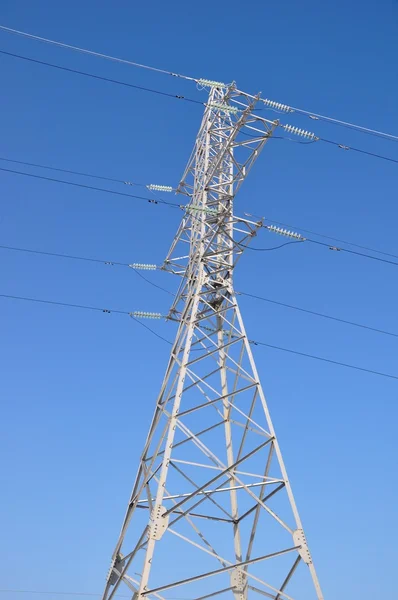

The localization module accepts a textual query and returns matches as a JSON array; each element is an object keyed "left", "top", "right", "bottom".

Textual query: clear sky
[{"left": 0, "top": 1, "right": 397, "bottom": 599}]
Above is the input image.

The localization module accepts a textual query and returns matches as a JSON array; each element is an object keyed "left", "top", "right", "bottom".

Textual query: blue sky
[{"left": 0, "top": 0, "right": 397, "bottom": 598}]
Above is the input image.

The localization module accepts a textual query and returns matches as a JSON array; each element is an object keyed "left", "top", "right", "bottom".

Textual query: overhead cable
[
  {"left": 0, "top": 25, "right": 197, "bottom": 81},
  {"left": 0, "top": 49, "right": 203, "bottom": 106},
  {"left": 244, "top": 127, "right": 398, "bottom": 166},
  {"left": 239, "top": 291, "right": 398, "bottom": 339},
  {"left": 1, "top": 293, "right": 397, "bottom": 380},
  {"left": 1, "top": 24, "right": 397, "bottom": 143},
  {"left": 0, "top": 166, "right": 182, "bottom": 209},
  {"left": 0, "top": 244, "right": 144, "bottom": 268},
  {"left": 0, "top": 166, "right": 237, "bottom": 217},
  {"left": 0, "top": 293, "right": 162, "bottom": 317},
  {"left": 0, "top": 293, "right": 172, "bottom": 344},
  {"left": 307, "top": 237, "right": 398, "bottom": 267},
  {"left": 239, "top": 240, "right": 304, "bottom": 252},
  {"left": 5, "top": 154, "right": 397, "bottom": 262},
  {"left": 275, "top": 124, "right": 398, "bottom": 166},
  {"left": 130, "top": 269, "right": 174, "bottom": 296},
  {"left": 260, "top": 97, "right": 398, "bottom": 142},
  {"left": 2, "top": 243, "right": 395, "bottom": 338},
  {"left": 252, "top": 340, "right": 398, "bottom": 381},
  {"left": 0, "top": 244, "right": 174, "bottom": 296},
  {"left": 244, "top": 212, "right": 398, "bottom": 260},
  {"left": 2, "top": 49, "right": 398, "bottom": 168},
  {"left": 262, "top": 224, "right": 398, "bottom": 268},
  {"left": 0, "top": 156, "right": 158, "bottom": 188},
  {"left": 318, "top": 136, "right": 398, "bottom": 165},
  {"left": 3, "top": 164, "right": 398, "bottom": 269}
]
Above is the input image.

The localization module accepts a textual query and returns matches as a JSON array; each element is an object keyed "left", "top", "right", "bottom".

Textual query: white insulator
[
  {"left": 147, "top": 184, "right": 173, "bottom": 192},
  {"left": 210, "top": 102, "right": 239, "bottom": 115},
  {"left": 130, "top": 311, "right": 162, "bottom": 320},
  {"left": 188, "top": 205, "right": 218, "bottom": 215},
  {"left": 129, "top": 263, "right": 158, "bottom": 270},
  {"left": 282, "top": 124, "right": 318, "bottom": 140},
  {"left": 263, "top": 98, "right": 292, "bottom": 113},
  {"left": 267, "top": 225, "right": 306, "bottom": 241},
  {"left": 197, "top": 78, "right": 227, "bottom": 88}
]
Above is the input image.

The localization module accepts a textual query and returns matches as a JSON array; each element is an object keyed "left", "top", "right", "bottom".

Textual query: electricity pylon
[{"left": 102, "top": 85, "right": 324, "bottom": 600}]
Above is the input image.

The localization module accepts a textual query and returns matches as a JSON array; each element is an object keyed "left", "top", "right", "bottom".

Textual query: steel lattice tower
[{"left": 102, "top": 85, "right": 324, "bottom": 600}]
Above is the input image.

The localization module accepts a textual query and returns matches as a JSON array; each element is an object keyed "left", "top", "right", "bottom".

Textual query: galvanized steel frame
[{"left": 101, "top": 85, "right": 324, "bottom": 600}]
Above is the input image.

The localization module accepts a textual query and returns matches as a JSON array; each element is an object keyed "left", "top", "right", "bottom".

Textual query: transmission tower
[{"left": 102, "top": 85, "right": 324, "bottom": 600}]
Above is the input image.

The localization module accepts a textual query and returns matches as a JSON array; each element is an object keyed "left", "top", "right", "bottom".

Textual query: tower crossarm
[
  {"left": 166, "top": 213, "right": 262, "bottom": 321},
  {"left": 164, "top": 86, "right": 277, "bottom": 279}
]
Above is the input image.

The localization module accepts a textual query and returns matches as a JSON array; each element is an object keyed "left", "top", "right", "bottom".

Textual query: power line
[
  {"left": 246, "top": 226, "right": 398, "bottom": 268},
  {"left": 4, "top": 153, "right": 398, "bottom": 265},
  {"left": 0, "top": 156, "right": 151, "bottom": 188},
  {"left": 0, "top": 49, "right": 203, "bottom": 106},
  {"left": 14, "top": 159, "right": 395, "bottom": 272},
  {"left": 3, "top": 168, "right": 398, "bottom": 273},
  {"left": 0, "top": 293, "right": 134, "bottom": 315},
  {"left": 240, "top": 240, "right": 304, "bottom": 251},
  {"left": 257, "top": 99, "right": 398, "bottom": 143},
  {"left": 239, "top": 291, "right": 398, "bottom": 339},
  {"left": 306, "top": 237, "right": 398, "bottom": 267},
  {"left": 319, "top": 136, "right": 398, "bottom": 165},
  {"left": 6, "top": 45, "right": 398, "bottom": 171},
  {"left": 0, "top": 24, "right": 197, "bottom": 82},
  {"left": 291, "top": 111, "right": 398, "bottom": 143},
  {"left": 260, "top": 225, "right": 398, "bottom": 268},
  {"left": 1, "top": 293, "right": 397, "bottom": 381},
  {"left": 130, "top": 268, "right": 174, "bottom": 296},
  {"left": 1, "top": 23, "right": 397, "bottom": 143},
  {"left": 0, "top": 244, "right": 174, "bottom": 296},
  {"left": 0, "top": 165, "right": 235, "bottom": 218},
  {"left": 2, "top": 293, "right": 172, "bottom": 344},
  {"left": 130, "top": 314, "right": 173, "bottom": 345},
  {"left": 0, "top": 244, "right": 134, "bottom": 266},
  {"left": 3, "top": 152, "right": 397, "bottom": 264},
  {"left": 272, "top": 128, "right": 398, "bottom": 166},
  {"left": 0, "top": 166, "right": 182, "bottom": 209},
  {"left": 244, "top": 212, "right": 398, "bottom": 261},
  {"left": 0, "top": 293, "right": 172, "bottom": 344},
  {"left": 252, "top": 340, "right": 398, "bottom": 381},
  {"left": 3, "top": 153, "right": 398, "bottom": 261},
  {"left": 3, "top": 49, "right": 398, "bottom": 169},
  {"left": 2, "top": 242, "right": 395, "bottom": 338}
]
